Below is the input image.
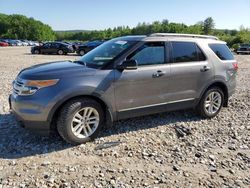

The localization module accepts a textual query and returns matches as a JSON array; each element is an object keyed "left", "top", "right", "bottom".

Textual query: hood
[{"left": 19, "top": 61, "right": 97, "bottom": 80}]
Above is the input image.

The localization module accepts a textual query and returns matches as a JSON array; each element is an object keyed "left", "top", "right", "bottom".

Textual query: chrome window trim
[{"left": 118, "top": 98, "right": 195, "bottom": 112}]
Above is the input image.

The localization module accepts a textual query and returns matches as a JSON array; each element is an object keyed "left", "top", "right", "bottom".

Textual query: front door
[
  {"left": 41, "top": 43, "right": 52, "bottom": 53},
  {"left": 114, "top": 42, "right": 171, "bottom": 119}
]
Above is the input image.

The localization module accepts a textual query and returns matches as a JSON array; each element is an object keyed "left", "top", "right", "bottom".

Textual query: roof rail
[{"left": 149, "top": 33, "right": 218, "bottom": 40}]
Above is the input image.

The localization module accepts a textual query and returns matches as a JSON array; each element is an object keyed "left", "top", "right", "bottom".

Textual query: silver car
[{"left": 10, "top": 33, "right": 238, "bottom": 144}]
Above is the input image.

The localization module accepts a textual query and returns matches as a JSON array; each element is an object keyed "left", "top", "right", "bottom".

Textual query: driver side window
[
  {"left": 128, "top": 42, "right": 165, "bottom": 66},
  {"left": 44, "top": 43, "right": 51, "bottom": 48}
]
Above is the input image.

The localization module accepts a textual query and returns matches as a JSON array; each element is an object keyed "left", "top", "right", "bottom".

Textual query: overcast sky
[{"left": 0, "top": 0, "right": 249, "bottom": 30}]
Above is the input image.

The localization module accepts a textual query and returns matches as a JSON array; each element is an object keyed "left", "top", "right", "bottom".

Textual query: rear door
[
  {"left": 169, "top": 41, "right": 213, "bottom": 101},
  {"left": 114, "top": 42, "right": 171, "bottom": 118},
  {"left": 50, "top": 43, "right": 60, "bottom": 53},
  {"left": 41, "top": 43, "right": 52, "bottom": 53}
]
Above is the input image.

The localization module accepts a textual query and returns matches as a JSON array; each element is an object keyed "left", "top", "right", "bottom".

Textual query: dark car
[
  {"left": 76, "top": 40, "right": 105, "bottom": 56},
  {"left": 236, "top": 44, "right": 250, "bottom": 54},
  {"left": 71, "top": 42, "right": 85, "bottom": 51},
  {"left": 31, "top": 42, "right": 74, "bottom": 55}
]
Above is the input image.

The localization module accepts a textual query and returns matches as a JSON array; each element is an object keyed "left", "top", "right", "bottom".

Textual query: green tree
[
  {"left": 203, "top": 17, "right": 215, "bottom": 35},
  {"left": 0, "top": 13, "right": 55, "bottom": 41}
]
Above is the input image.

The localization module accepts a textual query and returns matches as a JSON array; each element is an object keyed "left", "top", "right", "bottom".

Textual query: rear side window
[
  {"left": 209, "top": 43, "right": 234, "bottom": 60},
  {"left": 172, "top": 42, "right": 206, "bottom": 63}
]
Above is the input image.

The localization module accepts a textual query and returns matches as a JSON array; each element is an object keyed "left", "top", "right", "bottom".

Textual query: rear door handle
[
  {"left": 152, "top": 70, "right": 165, "bottom": 78},
  {"left": 200, "top": 66, "right": 210, "bottom": 72}
]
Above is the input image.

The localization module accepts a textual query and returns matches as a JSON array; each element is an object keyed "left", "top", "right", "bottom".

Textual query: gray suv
[{"left": 10, "top": 33, "right": 238, "bottom": 144}]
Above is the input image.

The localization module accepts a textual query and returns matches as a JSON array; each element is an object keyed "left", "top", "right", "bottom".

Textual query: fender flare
[
  {"left": 197, "top": 79, "right": 229, "bottom": 107},
  {"left": 47, "top": 90, "right": 114, "bottom": 125}
]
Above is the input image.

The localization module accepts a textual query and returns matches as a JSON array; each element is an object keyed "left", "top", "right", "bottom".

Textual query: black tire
[
  {"left": 57, "top": 98, "right": 105, "bottom": 145},
  {"left": 196, "top": 87, "right": 224, "bottom": 118},
  {"left": 34, "top": 49, "right": 40, "bottom": 54},
  {"left": 57, "top": 49, "right": 64, "bottom": 55},
  {"left": 79, "top": 50, "right": 85, "bottom": 56}
]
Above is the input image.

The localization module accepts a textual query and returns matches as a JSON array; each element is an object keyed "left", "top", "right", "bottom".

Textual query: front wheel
[
  {"left": 57, "top": 98, "right": 105, "bottom": 145},
  {"left": 197, "top": 87, "right": 224, "bottom": 118},
  {"left": 79, "top": 50, "right": 85, "bottom": 56},
  {"left": 57, "top": 49, "right": 64, "bottom": 55}
]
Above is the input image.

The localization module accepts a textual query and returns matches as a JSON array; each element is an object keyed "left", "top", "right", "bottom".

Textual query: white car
[{"left": 15, "top": 40, "right": 23, "bottom": 46}]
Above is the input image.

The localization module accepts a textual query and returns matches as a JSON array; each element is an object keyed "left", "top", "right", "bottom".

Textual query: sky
[{"left": 0, "top": 0, "right": 249, "bottom": 31}]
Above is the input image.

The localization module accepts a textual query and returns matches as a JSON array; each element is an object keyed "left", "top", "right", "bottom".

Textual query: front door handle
[
  {"left": 152, "top": 70, "right": 165, "bottom": 78},
  {"left": 200, "top": 66, "right": 210, "bottom": 72}
]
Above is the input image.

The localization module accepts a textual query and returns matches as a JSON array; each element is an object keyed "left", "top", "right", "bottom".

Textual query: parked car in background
[
  {"left": 14, "top": 40, "right": 23, "bottom": 46},
  {"left": 20, "top": 40, "right": 28, "bottom": 46},
  {"left": 72, "top": 42, "right": 85, "bottom": 51},
  {"left": 32, "top": 41, "right": 40, "bottom": 46},
  {"left": 31, "top": 42, "right": 74, "bottom": 55},
  {"left": 6, "top": 40, "right": 17, "bottom": 46},
  {"left": 10, "top": 33, "right": 238, "bottom": 144},
  {"left": 0, "top": 41, "right": 9, "bottom": 46},
  {"left": 28, "top": 41, "right": 35, "bottom": 46},
  {"left": 236, "top": 44, "right": 250, "bottom": 54},
  {"left": 76, "top": 40, "right": 105, "bottom": 56},
  {"left": 0, "top": 39, "right": 40, "bottom": 47},
  {"left": 0, "top": 39, "right": 9, "bottom": 46}
]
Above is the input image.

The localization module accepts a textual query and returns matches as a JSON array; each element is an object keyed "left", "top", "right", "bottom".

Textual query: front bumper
[{"left": 9, "top": 94, "right": 50, "bottom": 135}]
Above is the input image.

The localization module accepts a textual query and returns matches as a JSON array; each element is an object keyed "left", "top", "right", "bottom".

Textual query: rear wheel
[
  {"left": 197, "top": 87, "right": 224, "bottom": 118},
  {"left": 57, "top": 98, "right": 105, "bottom": 145},
  {"left": 34, "top": 49, "right": 40, "bottom": 54},
  {"left": 79, "top": 50, "right": 85, "bottom": 56},
  {"left": 57, "top": 49, "right": 64, "bottom": 55}
]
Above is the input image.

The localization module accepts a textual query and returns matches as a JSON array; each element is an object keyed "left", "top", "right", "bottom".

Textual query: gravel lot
[{"left": 0, "top": 47, "right": 249, "bottom": 188}]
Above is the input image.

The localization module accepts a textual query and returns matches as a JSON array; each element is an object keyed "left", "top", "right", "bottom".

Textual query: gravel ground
[{"left": 0, "top": 47, "right": 249, "bottom": 188}]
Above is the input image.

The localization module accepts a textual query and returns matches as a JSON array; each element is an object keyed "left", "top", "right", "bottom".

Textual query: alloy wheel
[
  {"left": 58, "top": 50, "right": 64, "bottom": 55},
  {"left": 204, "top": 91, "right": 222, "bottom": 115},
  {"left": 71, "top": 107, "right": 99, "bottom": 139},
  {"left": 80, "top": 50, "right": 85, "bottom": 56}
]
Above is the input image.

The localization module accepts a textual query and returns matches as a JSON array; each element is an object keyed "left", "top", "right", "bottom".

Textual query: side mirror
[{"left": 117, "top": 59, "right": 138, "bottom": 70}]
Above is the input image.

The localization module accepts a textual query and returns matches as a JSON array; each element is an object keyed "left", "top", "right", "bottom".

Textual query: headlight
[{"left": 13, "top": 78, "right": 59, "bottom": 96}]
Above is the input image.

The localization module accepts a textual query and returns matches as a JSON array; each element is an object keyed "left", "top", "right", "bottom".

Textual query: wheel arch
[
  {"left": 48, "top": 94, "right": 113, "bottom": 131},
  {"left": 199, "top": 81, "right": 229, "bottom": 107}
]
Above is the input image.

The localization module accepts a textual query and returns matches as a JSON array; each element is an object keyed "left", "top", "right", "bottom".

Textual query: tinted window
[
  {"left": 196, "top": 45, "right": 206, "bottom": 61},
  {"left": 172, "top": 42, "right": 207, "bottom": 62},
  {"left": 51, "top": 43, "right": 60, "bottom": 48},
  {"left": 209, "top": 43, "right": 234, "bottom": 60},
  {"left": 129, "top": 42, "right": 165, "bottom": 66},
  {"left": 172, "top": 42, "right": 197, "bottom": 62},
  {"left": 43, "top": 43, "right": 51, "bottom": 48}
]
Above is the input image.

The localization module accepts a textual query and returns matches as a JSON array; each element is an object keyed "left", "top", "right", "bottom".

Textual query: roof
[
  {"left": 149, "top": 33, "right": 218, "bottom": 40},
  {"left": 112, "top": 33, "right": 224, "bottom": 44}
]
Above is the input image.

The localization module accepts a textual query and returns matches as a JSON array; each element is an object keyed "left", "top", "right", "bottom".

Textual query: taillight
[{"left": 233, "top": 62, "right": 238, "bottom": 70}]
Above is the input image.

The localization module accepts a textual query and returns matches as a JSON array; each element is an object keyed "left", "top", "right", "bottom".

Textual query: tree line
[
  {"left": 0, "top": 13, "right": 249, "bottom": 48},
  {"left": 0, "top": 13, "right": 55, "bottom": 41},
  {"left": 56, "top": 17, "right": 250, "bottom": 48}
]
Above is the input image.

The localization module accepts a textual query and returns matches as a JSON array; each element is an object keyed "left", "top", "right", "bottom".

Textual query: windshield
[{"left": 78, "top": 39, "right": 137, "bottom": 68}]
